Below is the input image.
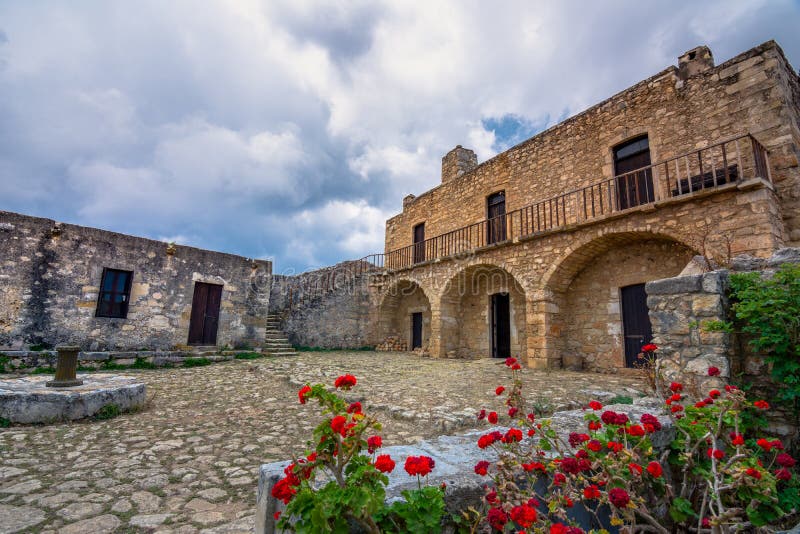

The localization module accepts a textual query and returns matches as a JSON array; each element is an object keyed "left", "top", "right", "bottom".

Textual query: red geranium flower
[
  {"left": 298, "top": 385, "right": 312, "bottom": 404},
  {"left": 709, "top": 389, "right": 721, "bottom": 399},
  {"left": 626, "top": 425, "right": 645, "bottom": 437},
  {"left": 745, "top": 467, "right": 762, "bottom": 479},
  {"left": 374, "top": 454, "right": 395, "bottom": 473},
  {"left": 608, "top": 488, "right": 630, "bottom": 508},
  {"left": 587, "top": 439, "right": 602, "bottom": 452},
  {"left": 504, "top": 357, "right": 517, "bottom": 367},
  {"left": 641, "top": 343, "right": 658, "bottom": 353},
  {"left": 487, "top": 411, "right": 498, "bottom": 424},
  {"left": 553, "top": 473, "right": 567, "bottom": 486},
  {"left": 502, "top": 428, "right": 523, "bottom": 443},
  {"left": 669, "top": 382, "right": 683, "bottom": 392},
  {"left": 404, "top": 455, "right": 435, "bottom": 477},
  {"left": 334, "top": 374, "right": 357, "bottom": 389},
  {"left": 707, "top": 448, "right": 725, "bottom": 460},
  {"left": 731, "top": 433, "right": 745, "bottom": 446},
  {"left": 508, "top": 407, "right": 519, "bottom": 417},
  {"left": 487, "top": 508, "right": 507, "bottom": 531},
  {"left": 776, "top": 468, "right": 792, "bottom": 481},
  {"left": 708, "top": 366, "right": 721, "bottom": 376},
  {"left": 330, "top": 415, "right": 347, "bottom": 435},
  {"left": 754, "top": 400, "right": 770, "bottom": 410},
  {"left": 647, "top": 461, "right": 663, "bottom": 477},
  {"left": 776, "top": 453, "right": 796, "bottom": 468},
  {"left": 495, "top": 386, "right": 505, "bottom": 395},
  {"left": 640, "top": 413, "right": 662, "bottom": 431},
  {"left": 477, "top": 409, "right": 486, "bottom": 420},
  {"left": 474, "top": 460, "right": 490, "bottom": 476},
  {"left": 628, "top": 463, "right": 643, "bottom": 475},
  {"left": 509, "top": 504, "right": 537, "bottom": 528},
  {"left": 569, "top": 433, "right": 590, "bottom": 447},
  {"left": 757, "top": 438, "right": 773, "bottom": 452},
  {"left": 583, "top": 484, "right": 601, "bottom": 499},
  {"left": 271, "top": 476, "right": 298, "bottom": 504},
  {"left": 346, "top": 401, "right": 362, "bottom": 414},
  {"left": 588, "top": 400, "right": 603, "bottom": 411},
  {"left": 367, "top": 436, "right": 382, "bottom": 453},
  {"left": 588, "top": 420, "right": 602, "bottom": 431},
  {"left": 522, "top": 461, "right": 546, "bottom": 472}
]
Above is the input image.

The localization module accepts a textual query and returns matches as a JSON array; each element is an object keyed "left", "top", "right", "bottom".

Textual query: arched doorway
[
  {"left": 439, "top": 264, "right": 527, "bottom": 360},
  {"left": 377, "top": 280, "right": 432, "bottom": 352}
]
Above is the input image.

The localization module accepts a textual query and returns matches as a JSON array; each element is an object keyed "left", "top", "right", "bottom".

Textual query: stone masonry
[
  {"left": 363, "top": 40, "right": 799, "bottom": 372},
  {"left": 0, "top": 210, "right": 271, "bottom": 352}
]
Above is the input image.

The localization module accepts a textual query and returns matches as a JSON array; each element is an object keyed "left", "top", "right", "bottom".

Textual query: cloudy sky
[{"left": 1, "top": 1, "right": 798, "bottom": 273}]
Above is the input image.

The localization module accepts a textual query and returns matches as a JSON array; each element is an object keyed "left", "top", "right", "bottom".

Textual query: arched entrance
[
  {"left": 376, "top": 280, "right": 432, "bottom": 352},
  {"left": 439, "top": 264, "right": 527, "bottom": 360},
  {"left": 542, "top": 232, "right": 696, "bottom": 371}
]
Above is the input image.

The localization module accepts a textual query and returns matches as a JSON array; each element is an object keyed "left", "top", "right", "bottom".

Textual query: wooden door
[
  {"left": 413, "top": 223, "right": 425, "bottom": 263},
  {"left": 620, "top": 283, "right": 653, "bottom": 368},
  {"left": 188, "top": 282, "right": 223, "bottom": 345},
  {"left": 411, "top": 312, "right": 423, "bottom": 350},
  {"left": 491, "top": 293, "right": 511, "bottom": 359},
  {"left": 614, "top": 136, "right": 654, "bottom": 210},
  {"left": 487, "top": 192, "right": 506, "bottom": 244}
]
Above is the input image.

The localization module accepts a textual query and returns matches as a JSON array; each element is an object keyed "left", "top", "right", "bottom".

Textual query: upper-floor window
[
  {"left": 487, "top": 191, "right": 506, "bottom": 244},
  {"left": 95, "top": 268, "right": 133, "bottom": 318},
  {"left": 613, "top": 135, "right": 654, "bottom": 209}
]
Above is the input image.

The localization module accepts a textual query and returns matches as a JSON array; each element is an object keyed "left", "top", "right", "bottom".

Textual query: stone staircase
[{"left": 263, "top": 314, "right": 297, "bottom": 357}]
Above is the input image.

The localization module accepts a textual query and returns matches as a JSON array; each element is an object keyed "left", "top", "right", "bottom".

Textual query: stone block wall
[
  {"left": 646, "top": 248, "right": 800, "bottom": 442},
  {"left": 0, "top": 211, "right": 271, "bottom": 351},
  {"left": 385, "top": 40, "right": 800, "bottom": 254},
  {"left": 269, "top": 262, "right": 377, "bottom": 349}
]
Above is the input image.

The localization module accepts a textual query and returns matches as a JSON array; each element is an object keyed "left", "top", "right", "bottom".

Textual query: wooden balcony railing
[{"left": 373, "top": 133, "right": 771, "bottom": 271}]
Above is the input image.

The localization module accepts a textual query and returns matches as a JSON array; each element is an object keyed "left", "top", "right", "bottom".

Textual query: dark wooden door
[
  {"left": 188, "top": 282, "right": 223, "bottom": 345},
  {"left": 413, "top": 223, "right": 425, "bottom": 263},
  {"left": 614, "top": 136, "right": 654, "bottom": 210},
  {"left": 487, "top": 192, "right": 506, "bottom": 244},
  {"left": 620, "top": 283, "right": 653, "bottom": 368},
  {"left": 411, "top": 312, "right": 423, "bottom": 350},
  {"left": 491, "top": 293, "right": 511, "bottom": 359}
]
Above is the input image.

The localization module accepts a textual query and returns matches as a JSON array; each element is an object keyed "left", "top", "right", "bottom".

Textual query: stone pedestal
[{"left": 46, "top": 345, "right": 83, "bottom": 388}]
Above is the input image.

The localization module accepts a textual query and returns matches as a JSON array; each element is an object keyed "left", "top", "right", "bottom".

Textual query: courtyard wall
[{"left": 0, "top": 210, "right": 271, "bottom": 351}]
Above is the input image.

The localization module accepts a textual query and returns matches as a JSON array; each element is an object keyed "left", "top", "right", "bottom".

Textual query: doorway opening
[
  {"left": 411, "top": 312, "right": 423, "bottom": 350},
  {"left": 491, "top": 292, "right": 511, "bottom": 359},
  {"left": 620, "top": 283, "right": 653, "bottom": 368},
  {"left": 614, "top": 135, "right": 654, "bottom": 209}
]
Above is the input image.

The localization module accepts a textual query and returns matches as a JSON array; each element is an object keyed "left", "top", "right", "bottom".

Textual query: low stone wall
[{"left": 255, "top": 400, "right": 672, "bottom": 533}]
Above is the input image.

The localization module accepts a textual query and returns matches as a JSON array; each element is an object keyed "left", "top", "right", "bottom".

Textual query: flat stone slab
[{"left": 0, "top": 374, "right": 146, "bottom": 424}]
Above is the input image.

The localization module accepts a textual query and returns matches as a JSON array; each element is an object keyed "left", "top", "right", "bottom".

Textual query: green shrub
[
  {"left": 95, "top": 404, "right": 120, "bottom": 420},
  {"left": 131, "top": 357, "right": 157, "bottom": 370},
  {"left": 28, "top": 343, "right": 49, "bottom": 352},
  {"left": 608, "top": 395, "right": 634, "bottom": 405},
  {"left": 728, "top": 264, "right": 800, "bottom": 411},
  {"left": 0, "top": 417, "right": 10, "bottom": 428},
  {"left": 182, "top": 357, "right": 211, "bottom": 368},
  {"left": 0, "top": 354, "right": 9, "bottom": 373}
]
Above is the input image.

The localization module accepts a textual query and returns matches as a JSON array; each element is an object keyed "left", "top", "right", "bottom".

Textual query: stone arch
[
  {"left": 376, "top": 279, "right": 433, "bottom": 353},
  {"left": 536, "top": 231, "right": 698, "bottom": 370},
  {"left": 437, "top": 263, "right": 527, "bottom": 360}
]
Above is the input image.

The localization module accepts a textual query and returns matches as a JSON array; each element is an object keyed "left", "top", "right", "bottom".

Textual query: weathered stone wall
[
  {"left": 270, "top": 263, "right": 377, "bottom": 349},
  {"left": 0, "top": 211, "right": 271, "bottom": 351},
  {"left": 647, "top": 248, "right": 800, "bottom": 443},
  {"left": 563, "top": 240, "right": 695, "bottom": 371},
  {"left": 385, "top": 40, "right": 800, "bottom": 253}
]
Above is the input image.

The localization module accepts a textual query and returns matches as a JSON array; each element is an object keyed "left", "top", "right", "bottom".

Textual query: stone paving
[{"left": 0, "top": 351, "right": 645, "bottom": 533}]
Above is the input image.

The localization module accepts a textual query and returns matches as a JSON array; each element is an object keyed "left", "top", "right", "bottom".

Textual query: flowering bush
[
  {"left": 273, "top": 375, "right": 444, "bottom": 533},
  {"left": 472, "top": 356, "right": 799, "bottom": 532}
]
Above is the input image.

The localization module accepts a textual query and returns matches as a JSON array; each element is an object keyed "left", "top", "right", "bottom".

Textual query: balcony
[{"left": 352, "top": 133, "right": 771, "bottom": 275}]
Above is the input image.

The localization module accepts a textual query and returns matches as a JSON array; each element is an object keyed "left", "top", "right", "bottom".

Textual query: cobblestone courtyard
[{"left": 0, "top": 352, "right": 645, "bottom": 533}]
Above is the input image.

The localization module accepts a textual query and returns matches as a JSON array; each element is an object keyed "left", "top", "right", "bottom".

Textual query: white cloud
[{"left": 0, "top": 0, "right": 797, "bottom": 270}]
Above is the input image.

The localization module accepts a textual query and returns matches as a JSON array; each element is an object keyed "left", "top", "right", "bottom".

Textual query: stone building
[
  {"left": 367, "top": 40, "right": 800, "bottom": 371},
  {"left": 0, "top": 211, "right": 271, "bottom": 352}
]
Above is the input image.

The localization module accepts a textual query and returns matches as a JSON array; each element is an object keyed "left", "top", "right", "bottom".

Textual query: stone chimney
[
  {"left": 402, "top": 194, "right": 416, "bottom": 209},
  {"left": 441, "top": 145, "right": 477, "bottom": 183},
  {"left": 678, "top": 46, "right": 714, "bottom": 81}
]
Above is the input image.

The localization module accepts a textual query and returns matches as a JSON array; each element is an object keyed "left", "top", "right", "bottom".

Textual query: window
[
  {"left": 413, "top": 222, "right": 425, "bottom": 263},
  {"left": 95, "top": 268, "right": 133, "bottom": 318},
  {"left": 613, "top": 135, "right": 654, "bottom": 209}
]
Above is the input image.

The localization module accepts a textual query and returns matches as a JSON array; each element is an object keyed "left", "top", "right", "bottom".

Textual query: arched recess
[
  {"left": 439, "top": 264, "right": 527, "bottom": 360},
  {"left": 376, "top": 280, "right": 432, "bottom": 352},
  {"left": 539, "top": 231, "right": 697, "bottom": 371}
]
